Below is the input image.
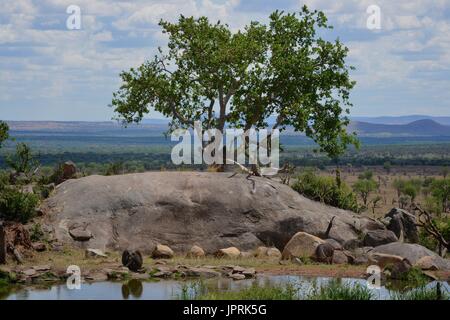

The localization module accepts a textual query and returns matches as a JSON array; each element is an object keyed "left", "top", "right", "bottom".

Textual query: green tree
[
  {"left": 353, "top": 179, "right": 378, "bottom": 207},
  {"left": 7, "top": 142, "right": 38, "bottom": 175},
  {"left": 0, "top": 121, "right": 9, "bottom": 147},
  {"left": 431, "top": 179, "right": 450, "bottom": 213},
  {"left": 111, "top": 7, "right": 358, "bottom": 164}
]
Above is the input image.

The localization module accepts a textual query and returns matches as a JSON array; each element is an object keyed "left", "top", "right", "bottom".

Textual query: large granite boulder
[
  {"left": 363, "top": 229, "right": 398, "bottom": 247},
  {"left": 282, "top": 232, "right": 325, "bottom": 260},
  {"left": 41, "top": 172, "right": 384, "bottom": 254},
  {"left": 371, "top": 242, "right": 450, "bottom": 271}
]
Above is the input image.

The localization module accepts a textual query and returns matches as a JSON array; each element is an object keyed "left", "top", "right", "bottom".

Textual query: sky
[{"left": 0, "top": 0, "right": 449, "bottom": 121}]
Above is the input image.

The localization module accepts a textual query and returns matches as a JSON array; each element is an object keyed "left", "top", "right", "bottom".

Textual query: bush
[
  {"left": 392, "top": 285, "right": 449, "bottom": 300},
  {"left": 292, "top": 170, "right": 360, "bottom": 212},
  {"left": 0, "top": 187, "right": 39, "bottom": 223},
  {"left": 307, "top": 279, "right": 374, "bottom": 300}
]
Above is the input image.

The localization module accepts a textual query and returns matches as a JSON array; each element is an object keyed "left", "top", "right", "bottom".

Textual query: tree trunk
[{"left": 0, "top": 222, "right": 6, "bottom": 264}]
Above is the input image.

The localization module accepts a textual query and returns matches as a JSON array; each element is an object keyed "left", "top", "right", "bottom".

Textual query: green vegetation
[
  {"left": 179, "top": 281, "right": 298, "bottom": 300},
  {"left": 112, "top": 7, "right": 358, "bottom": 161},
  {"left": 0, "top": 187, "right": 39, "bottom": 223},
  {"left": 307, "top": 279, "right": 374, "bottom": 300},
  {"left": 0, "top": 121, "right": 8, "bottom": 148},
  {"left": 392, "top": 285, "right": 449, "bottom": 300},
  {"left": 353, "top": 173, "right": 378, "bottom": 207},
  {"left": 292, "top": 170, "right": 359, "bottom": 212}
]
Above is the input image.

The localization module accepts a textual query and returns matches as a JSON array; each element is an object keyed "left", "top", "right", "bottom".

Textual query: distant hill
[
  {"left": 348, "top": 119, "right": 450, "bottom": 136},
  {"left": 6, "top": 117, "right": 450, "bottom": 137},
  {"left": 350, "top": 115, "right": 450, "bottom": 126}
]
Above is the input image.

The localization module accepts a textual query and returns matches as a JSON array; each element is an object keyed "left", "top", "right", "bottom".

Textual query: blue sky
[{"left": 0, "top": 0, "right": 449, "bottom": 121}]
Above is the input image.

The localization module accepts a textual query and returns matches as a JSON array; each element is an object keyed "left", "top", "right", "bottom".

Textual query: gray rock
[
  {"left": 343, "top": 239, "right": 362, "bottom": 250},
  {"left": 325, "top": 239, "right": 343, "bottom": 250},
  {"left": 42, "top": 172, "right": 381, "bottom": 253},
  {"left": 363, "top": 230, "right": 398, "bottom": 247},
  {"left": 384, "top": 208, "right": 418, "bottom": 243},
  {"left": 69, "top": 227, "right": 92, "bottom": 242},
  {"left": 372, "top": 242, "right": 450, "bottom": 271},
  {"left": 229, "top": 273, "right": 246, "bottom": 280},
  {"left": 85, "top": 248, "right": 107, "bottom": 258},
  {"left": 332, "top": 250, "right": 349, "bottom": 264}
]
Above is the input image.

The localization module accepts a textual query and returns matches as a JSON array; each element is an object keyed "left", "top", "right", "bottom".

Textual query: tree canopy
[
  {"left": 111, "top": 6, "right": 358, "bottom": 158},
  {"left": 0, "top": 121, "right": 9, "bottom": 148}
]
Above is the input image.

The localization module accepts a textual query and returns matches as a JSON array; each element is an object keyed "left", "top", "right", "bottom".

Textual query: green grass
[
  {"left": 307, "top": 279, "right": 374, "bottom": 300},
  {"left": 392, "top": 285, "right": 449, "bottom": 300},
  {"left": 178, "top": 281, "right": 299, "bottom": 300}
]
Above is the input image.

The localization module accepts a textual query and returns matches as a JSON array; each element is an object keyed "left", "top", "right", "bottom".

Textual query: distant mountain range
[
  {"left": 350, "top": 115, "right": 450, "bottom": 126},
  {"left": 6, "top": 115, "right": 450, "bottom": 137},
  {"left": 348, "top": 119, "right": 450, "bottom": 137}
]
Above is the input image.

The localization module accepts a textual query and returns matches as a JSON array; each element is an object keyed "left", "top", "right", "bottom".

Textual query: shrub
[
  {"left": 292, "top": 170, "right": 359, "bottom": 212},
  {"left": 179, "top": 281, "right": 298, "bottom": 300},
  {"left": 307, "top": 279, "right": 374, "bottom": 300},
  {"left": 0, "top": 187, "right": 39, "bottom": 223},
  {"left": 392, "top": 285, "right": 449, "bottom": 300}
]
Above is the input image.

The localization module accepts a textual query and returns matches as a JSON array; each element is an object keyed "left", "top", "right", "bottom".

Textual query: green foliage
[
  {"left": 0, "top": 187, "right": 39, "bottom": 223},
  {"left": 6, "top": 142, "right": 37, "bottom": 175},
  {"left": 358, "top": 170, "right": 373, "bottom": 180},
  {"left": 307, "top": 279, "right": 374, "bottom": 300},
  {"left": 112, "top": 7, "right": 358, "bottom": 159},
  {"left": 29, "top": 223, "right": 45, "bottom": 242},
  {"left": 392, "top": 285, "right": 449, "bottom": 300},
  {"left": 0, "top": 121, "right": 9, "bottom": 148},
  {"left": 179, "top": 281, "right": 298, "bottom": 300},
  {"left": 353, "top": 178, "right": 378, "bottom": 206},
  {"left": 105, "top": 161, "right": 124, "bottom": 176},
  {"left": 292, "top": 170, "right": 359, "bottom": 212},
  {"left": 430, "top": 179, "right": 450, "bottom": 212}
]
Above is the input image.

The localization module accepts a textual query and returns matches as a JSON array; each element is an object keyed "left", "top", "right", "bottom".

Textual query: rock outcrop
[
  {"left": 363, "top": 229, "right": 398, "bottom": 247},
  {"left": 371, "top": 242, "right": 450, "bottom": 271},
  {"left": 41, "top": 172, "right": 385, "bottom": 254},
  {"left": 282, "top": 232, "right": 325, "bottom": 260},
  {"left": 384, "top": 208, "right": 418, "bottom": 243}
]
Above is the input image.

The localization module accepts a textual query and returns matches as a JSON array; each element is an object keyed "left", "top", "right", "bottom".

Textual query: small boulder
[
  {"left": 414, "top": 256, "right": 439, "bottom": 271},
  {"left": 325, "top": 239, "right": 343, "bottom": 250},
  {"left": 242, "top": 268, "right": 256, "bottom": 278},
  {"left": 266, "top": 247, "right": 282, "bottom": 258},
  {"left": 343, "top": 239, "right": 362, "bottom": 250},
  {"left": 122, "top": 250, "right": 143, "bottom": 272},
  {"left": 85, "top": 248, "right": 107, "bottom": 258},
  {"left": 183, "top": 267, "right": 220, "bottom": 278},
  {"left": 363, "top": 229, "right": 398, "bottom": 247},
  {"left": 239, "top": 251, "right": 253, "bottom": 258},
  {"left": 255, "top": 246, "right": 269, "bottom": 257},
  {"left": 69, "top": 227, "right": 92, "bottom": 242},
  {"left": 32, "top": 242, "right": 46, "bottom": 252},
  {"left": 215, "top": 247, "right": 241, "bottom": 259},
  {"left": 332, "top": 250, "right": 349, "bottom": 265},
  {"left": 62, "top": 161, "right": 77, "bottom": 180},
  {"left": 371, "top": 242, "right": 450, "bottom": 271},
  {"left": 152, "top": 244, "right": 174, "bottom": 259},
  {"left": 282, "top": 232, "right": 325, "bottom": 260},
  {"left": 229, "top": 273, "right": 246, "bottom": 280},
  {"left": 368, "top": 252, "right": 406, "bottom": 269},
  {"left": 187, "top": 245, "right": 205, "bottom": 258}
]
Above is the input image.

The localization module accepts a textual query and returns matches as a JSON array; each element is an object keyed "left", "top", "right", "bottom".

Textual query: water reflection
[
  {"left": 1, "top": 275, "right": 449, "bottom": 300},
  {"left": 121, "top": 280, "right": 143, "bottom": 299}
]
